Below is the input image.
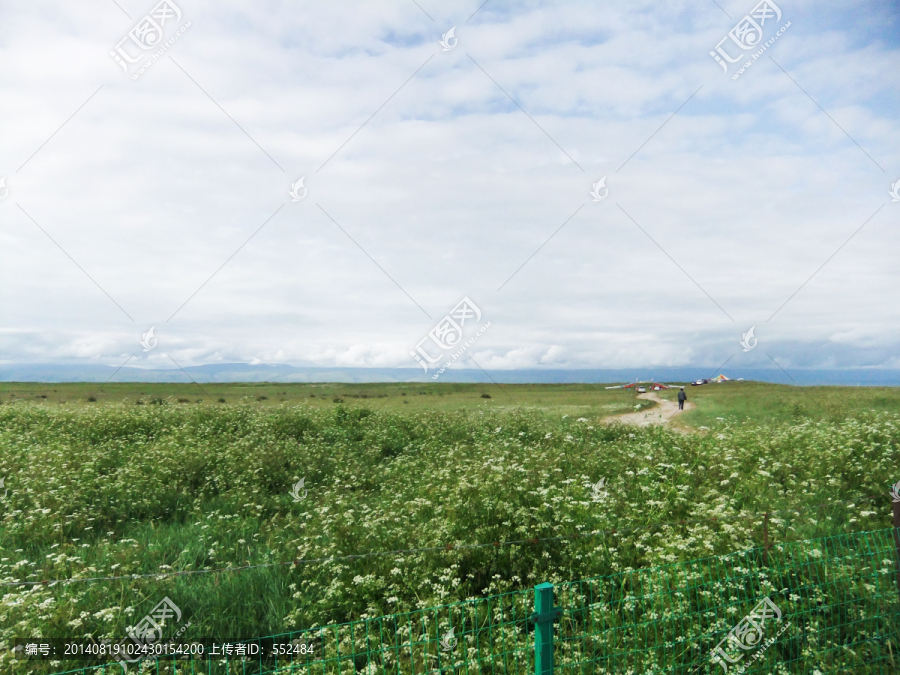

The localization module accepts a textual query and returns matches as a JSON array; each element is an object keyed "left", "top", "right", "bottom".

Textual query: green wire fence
[{"left": 37, "top": 527, "right": 900, "bottom": 675}]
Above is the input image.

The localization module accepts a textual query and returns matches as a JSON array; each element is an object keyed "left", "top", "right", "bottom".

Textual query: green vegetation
[
  {"left": 0, "top": 382, "right": 647, "bottom": 419},
  {"left": 1, "top": 382, "right": 899, "bottom": 673},
  {"left": 663, "top": 380, "right": 900, "bottom": 427},
  {"left": 6, "top": 380, "right": 900, "bottom": 427}
]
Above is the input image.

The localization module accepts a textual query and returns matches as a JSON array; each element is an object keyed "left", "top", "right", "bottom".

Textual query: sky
[{"left": 1, "top": 0, "right": 899, "bottom": 377}]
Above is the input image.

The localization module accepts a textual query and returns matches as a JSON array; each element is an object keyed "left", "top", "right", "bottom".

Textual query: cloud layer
[{"left": 1, "top": 0, "right": 898, "bottom": 375}]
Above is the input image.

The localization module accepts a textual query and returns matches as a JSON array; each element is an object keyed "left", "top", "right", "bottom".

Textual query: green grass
[
  {"left": 1, "top": 383, "right": 899, "bottom": 672},
  {"left": 0, "top": 381, "right": 646, "bottom": 417},
  {"left": 8, "top": 381, "right": 900, "bottom": 426},
  {"left": 657, "top": 381, "right": 900, "bottom": 427}
]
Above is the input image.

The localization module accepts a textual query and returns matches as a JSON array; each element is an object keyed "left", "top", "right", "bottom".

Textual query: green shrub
[{"left": 0, "top": 404, "right": 896, "bottom": 671}]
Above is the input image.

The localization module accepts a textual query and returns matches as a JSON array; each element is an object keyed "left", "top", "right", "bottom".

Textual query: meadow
[
  {"left": 6, "top": 379, "right": 900, "bottom": 424},
  {"left": 0, "top": 382, "right": 899, "bottom": 673},
  {"left": 0, "top": 381, "right": 653, "bottom": 417}
]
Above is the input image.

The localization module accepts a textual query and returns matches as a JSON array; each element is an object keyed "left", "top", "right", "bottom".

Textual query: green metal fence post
[
  {"left": 892, "top": 491, "right": 900, "bottom": 603},
  {"left": 532, "top": 582, "right": 562, "bottom": 675}
]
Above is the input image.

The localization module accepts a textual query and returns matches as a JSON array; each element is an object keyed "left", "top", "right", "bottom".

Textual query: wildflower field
[{"left": 0, "top": 389, "right": 899, "bottom": 673}]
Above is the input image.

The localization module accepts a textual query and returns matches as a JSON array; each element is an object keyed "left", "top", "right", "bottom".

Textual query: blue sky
[{"left": 0, "top": 0, "right": 898, "bottom": 375}]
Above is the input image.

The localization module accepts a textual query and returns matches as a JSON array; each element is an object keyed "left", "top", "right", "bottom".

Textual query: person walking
[{"left": 677, "top": 387, "right": 686, "bottom": 411}]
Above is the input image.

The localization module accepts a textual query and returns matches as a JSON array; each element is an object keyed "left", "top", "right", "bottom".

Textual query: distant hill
[{"left": 1, "top": 363, "right": 899, "bottom": 385}]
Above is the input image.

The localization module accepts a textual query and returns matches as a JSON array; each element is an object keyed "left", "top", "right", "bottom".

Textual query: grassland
[
  {"left": 660, "top": 380, "right": 900, "bottom": 427},
  {"left": 0, "top": 381, "right": 655, "bottom": 418},
  {"left": 1, "top": 382, "right": 899, "bottom": 673},
  {"left": 6, "top": 380, "right": 900, "bottom": 424}
]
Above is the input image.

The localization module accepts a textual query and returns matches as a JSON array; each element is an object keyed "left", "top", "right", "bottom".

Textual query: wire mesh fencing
[
  {"left": 554, "top": 527, "right": 899, "bottom": 674},
  {"left": 40, "top": 527, "right": 900, "bottom": 675}
]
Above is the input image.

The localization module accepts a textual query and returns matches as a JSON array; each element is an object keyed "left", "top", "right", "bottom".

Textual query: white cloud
[{"left": 0, "top": 0, "right": 898, "bottom": 373}]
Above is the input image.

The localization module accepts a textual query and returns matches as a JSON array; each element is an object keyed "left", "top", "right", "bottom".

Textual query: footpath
[{"left": 606, "top": 391, "right": 695, "bottom": 428}]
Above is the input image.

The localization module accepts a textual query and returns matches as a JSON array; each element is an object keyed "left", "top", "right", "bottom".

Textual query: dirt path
[{"left": 607, "top": 391, "right": 695, "bottom": 427}]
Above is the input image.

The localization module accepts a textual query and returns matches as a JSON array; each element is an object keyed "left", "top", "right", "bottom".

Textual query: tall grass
[{"left": 0, "top": 402, "right": 897, "bottom": 672}]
